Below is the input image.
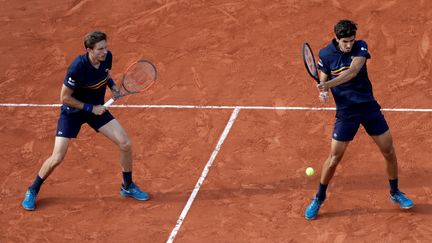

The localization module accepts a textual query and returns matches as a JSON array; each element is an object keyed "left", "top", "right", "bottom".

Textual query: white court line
[
  {"left": 167, "top": 107, "right": 240, "bottom": 243},
  {"left": 1, "top": 103, "right": 432, "bottom": 112}
]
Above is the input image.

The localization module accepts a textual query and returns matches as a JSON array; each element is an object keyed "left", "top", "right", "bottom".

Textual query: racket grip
[{"left": 104, "top": 98, "right": 115, "bottom": 107}]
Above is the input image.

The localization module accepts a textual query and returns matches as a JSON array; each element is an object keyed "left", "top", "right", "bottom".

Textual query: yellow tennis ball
[{"left": 305, "top": 167, "right": 314, "bottom": 176}]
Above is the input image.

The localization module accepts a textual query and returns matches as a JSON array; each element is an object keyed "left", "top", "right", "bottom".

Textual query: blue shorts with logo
[
  {"left": 332, "top": 102, "right": 389, "bottom": 141},
  {"left": 56, "top": 105, "right": 114, "bottom": 138}
]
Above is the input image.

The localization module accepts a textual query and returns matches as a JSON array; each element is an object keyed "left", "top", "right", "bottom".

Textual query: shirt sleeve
[
  {"left": 105, "top": 51, "right": 115, "bottom": 88},
  {"left": 353, "top": 40, "right": 371, "bottom": 59},
  {"left": 317, "top": 50, "right": 330, "bottom": 75},
  {"left": 106, "top": 51, "right": 113, "bottom": 70},
  {"left": 63, "top": 58, "right": 81, "bottom": 90},
  {"left": 107, "top": 77, "right": 115, "bottom": 88}
]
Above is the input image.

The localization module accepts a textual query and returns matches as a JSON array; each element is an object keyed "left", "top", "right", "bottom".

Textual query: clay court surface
[{"left": 1, "top": 0, "right": 432, "bottom": 242}]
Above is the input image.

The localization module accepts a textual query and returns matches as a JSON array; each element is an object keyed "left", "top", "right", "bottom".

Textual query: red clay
[{"left": 1, "top": 1, "right": 432, "bottom": 242}]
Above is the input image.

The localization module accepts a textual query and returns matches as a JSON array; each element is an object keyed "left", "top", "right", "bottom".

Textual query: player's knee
[
  {"left": 48, "top": 153, "right": 65, "bottom": 167},
  {"left": 51, "top": 153, "right": 65, "bottom": 164},
  {"left": 328, "top": 154, "right": 342, "bottom": 168},
  {"left": 119, "top": 139, "right": 132, "bottom": 152},
  {"left": 381, "top": 144, "right": 396, "bottom": 158}
]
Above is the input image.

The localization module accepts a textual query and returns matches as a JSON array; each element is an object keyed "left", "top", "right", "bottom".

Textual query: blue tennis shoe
[
  {"left": 305, "top": 197, "right": 323, "bottom": 220},
  {"left": 390, "top": 191, "right": 414, "bottom": 209},
  {"left": 120, "top": 183, "right": 149, "bottom": 201},
  {"left": 22, "top": 188, "right": 38, "bottom": 211}
]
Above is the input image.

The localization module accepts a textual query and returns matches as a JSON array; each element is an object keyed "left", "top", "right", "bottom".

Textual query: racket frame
[
  {"left": 104, "top": 59, "right": 157, "bottom": 107},
  {"left": 302, "top": 42, "right": 320, "bottom": 84},
  {"left": 121, "top": 59, "right": 157, "bottom": 94}
]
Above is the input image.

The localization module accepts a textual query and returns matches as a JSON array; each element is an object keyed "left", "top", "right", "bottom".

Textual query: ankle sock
[
  {"left": 122, "top": 171, "right": 133, "bottom": 188},
  {"left": 316, "top": 183, "right": 328, "bottom": 202},
  {"left": 29, "top": 175, "right": 44, "bottom": 194},
  {"left": 389, "top": 178, "right": 398, "bottom": 195}
]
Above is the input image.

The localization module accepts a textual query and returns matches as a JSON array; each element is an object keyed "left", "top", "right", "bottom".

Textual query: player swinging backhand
[
  {"left": 304, "top": 20, "right": 414, "bottom": 220},
  {"left": 22, "top": 31, "right": 149, "bottom": 211}
]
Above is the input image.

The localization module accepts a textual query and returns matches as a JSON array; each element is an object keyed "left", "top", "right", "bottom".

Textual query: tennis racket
[
  {"left": 302, "top": 42, "right": 319, "bottom": 83},
  {"left": 302, "top": 42, "right": 329, "bottom": 101},
  {"left": 104, "top": 59, "right": 157, "bottom": 107}
]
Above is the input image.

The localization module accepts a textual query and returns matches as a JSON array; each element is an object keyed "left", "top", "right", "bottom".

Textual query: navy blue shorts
[
  {"left": 332, "top": 103, "right": 389, "bottom": 141},
  {"left": 56, "top": 106, "right": 114, "bottom": 138}
]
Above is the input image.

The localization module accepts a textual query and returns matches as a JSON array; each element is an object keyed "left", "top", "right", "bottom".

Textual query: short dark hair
[
  {"left": 84, "top": 31, "right": 107, "bottom": 49},
  {"left": 334, "top": 20, "right": 357, "bottom": 39}
]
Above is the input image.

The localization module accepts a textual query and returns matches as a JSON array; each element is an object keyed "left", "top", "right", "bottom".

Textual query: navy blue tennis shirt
[
  {"left": 317, "top": 39, "right": 377, "bottom": 111},
  {"left": 63, "top": 51, "right": 114, "bottom": 106}
]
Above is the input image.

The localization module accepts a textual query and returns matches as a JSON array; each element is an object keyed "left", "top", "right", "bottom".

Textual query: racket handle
[{"left": 104, "top": 98, "right": 115, "bottom": 107}]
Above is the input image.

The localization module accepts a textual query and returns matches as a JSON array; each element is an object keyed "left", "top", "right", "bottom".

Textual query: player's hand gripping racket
[
  {"left": 302, "top": 43, "right": 328, "bottom": 101},
  {"left": 104, "top": 59, "right": 157, "bottom": 107}
]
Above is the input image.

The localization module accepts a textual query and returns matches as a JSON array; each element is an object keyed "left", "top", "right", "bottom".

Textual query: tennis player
[
  {"left": 305, "top": 20, "right": 414, "bottom": 220},
  {"left": 22, "top": 31, "right": 149, "bottom": 211}
]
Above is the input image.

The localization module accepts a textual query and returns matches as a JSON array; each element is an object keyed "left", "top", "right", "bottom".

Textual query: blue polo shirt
[
  {"left": 63, "top": 51, "right": 114, "bottom": 105},
  {"left": 317, "top": 39, "right": 378, "bottom": 112}
]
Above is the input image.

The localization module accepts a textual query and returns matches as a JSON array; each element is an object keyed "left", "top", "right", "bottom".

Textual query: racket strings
[
  {"left": 123, "top": 62, "right": 157, "bottom": 93},
  {"left": 303, "top": 45, "right": 318, "bottom": 79},
  {"left": 304, "top": 50, "right": 317, "bottom": 75}
]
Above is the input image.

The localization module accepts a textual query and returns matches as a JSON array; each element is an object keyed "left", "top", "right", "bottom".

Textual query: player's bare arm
[
  {"left": 318, "top": 71, "right": 330, "bottom": 102},
  {"left": 109, "top": 83, "right": 123, "bottom": 100},
  {"left": 318, "top": 56, "right": 366, "bottom": 91},
  {"left": 319, "top": 71, "right": 328, "bottom": 82},
  {"left": 60, "top": 84, "right": 106, "bottom": 115}
]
